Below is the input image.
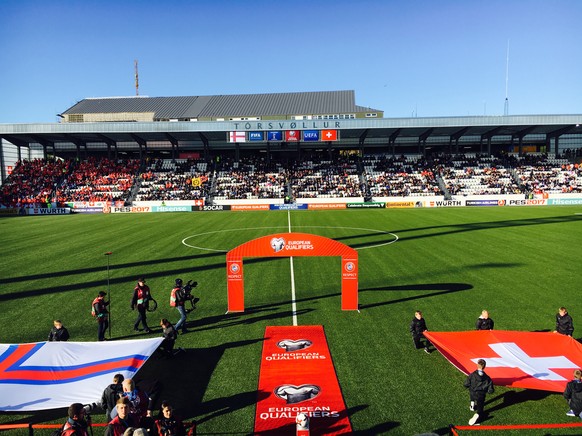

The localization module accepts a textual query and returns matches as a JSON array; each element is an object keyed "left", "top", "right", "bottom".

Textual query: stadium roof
[
  {"left": 61, "top": 90, "right": 379, "bottom": 120},
  {"left": 1, "top": 114, "right": 581, "bottom": 158}
]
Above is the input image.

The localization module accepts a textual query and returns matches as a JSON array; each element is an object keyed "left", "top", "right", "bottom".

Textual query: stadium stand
[{"left": 1, "top": 152, "right": 580, "bottom": 208}]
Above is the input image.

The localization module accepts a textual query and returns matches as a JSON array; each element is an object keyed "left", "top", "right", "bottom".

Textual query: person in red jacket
[
  {"left": 61, "top": 403, "right": 90, "bottom": 436},
  {"left": 155, "top": 401, "right": 186, "bottom": 436},
  {"left": 92, "top": 291, "right": 109, "bottom": 341},
  {"left": 105, "top": 397, "right": 140, "bottom": 436},
  {"left": 132, "top": 277, "right": 152, "bottom": 333}
]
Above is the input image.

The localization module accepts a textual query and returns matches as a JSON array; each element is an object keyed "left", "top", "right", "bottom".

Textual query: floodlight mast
[
  {"left": 504, "top": 39, "right": 510, "bottom": 116},
  {"left": 135, "top": 60, "right": 139, "bottom": 96}
]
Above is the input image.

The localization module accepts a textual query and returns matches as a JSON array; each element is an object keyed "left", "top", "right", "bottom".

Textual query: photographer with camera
[
  {"left": 131, "top": 277, "right": 152, "bottom": 333},
  {"left": 61, "top": 403, "right": 91, "bottom": 436}
]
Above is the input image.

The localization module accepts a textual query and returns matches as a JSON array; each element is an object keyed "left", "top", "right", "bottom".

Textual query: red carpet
[{"left": 254, "top": 325, "right": 352, "bottom": 435}]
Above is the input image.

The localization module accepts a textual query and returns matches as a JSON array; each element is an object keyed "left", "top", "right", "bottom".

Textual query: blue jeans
[
  {"left": 175, "top": 306, "right": 187, "bottom": 331},
  {"left": 98, "top": 319, "right": 109, "bottom": 341}
]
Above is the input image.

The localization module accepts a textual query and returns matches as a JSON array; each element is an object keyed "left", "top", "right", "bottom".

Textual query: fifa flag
[
  {"left": 424, "top": 330, "right": 582, "bottom": 392},
  {"left": 0, "top": 338, "right": 163, "bottom": 411},
  {"left": 229, "top": 131, "right": 246, "bottom": 143}
]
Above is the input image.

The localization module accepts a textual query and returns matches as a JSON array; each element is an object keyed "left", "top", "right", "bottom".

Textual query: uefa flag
[
  {"left": 321, "top": 130, "right": 338, "bottom": 141},
  {"left": 0, "top": 338, "right": 163, "bottom": 411},
  {"left": 424, "top": 330, "right": 582, "bottom": 392}
]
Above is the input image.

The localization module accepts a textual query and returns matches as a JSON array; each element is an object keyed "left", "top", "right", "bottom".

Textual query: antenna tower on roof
[
  {"left": 504, "top": 40, "right": 509, "bottom": 116},
  {"left": 134, "top": 59, "right": 139, "bottom": 96}
]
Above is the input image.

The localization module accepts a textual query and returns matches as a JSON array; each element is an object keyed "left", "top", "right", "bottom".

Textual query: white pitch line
[{"left": 288, "top": 210, "right": 298, "bottom": 326}]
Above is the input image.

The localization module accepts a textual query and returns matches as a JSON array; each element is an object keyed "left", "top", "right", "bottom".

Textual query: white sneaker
[
  {"left": 566, "top": 409, "right": 576, "bottom": 417},
  {"left": 469, "top": 401, "right": 475, "bottom": 411},
  {"left": 469, "top": 413, "right": 479, "bottom": 426}
]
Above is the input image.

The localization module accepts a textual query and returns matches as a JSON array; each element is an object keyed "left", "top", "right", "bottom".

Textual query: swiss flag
[
  {"left": 321, "top": 130, "right": 338, "bottom": 141},
  {"left": 424, "top": 330, "right": 582, "bottom": 392}
]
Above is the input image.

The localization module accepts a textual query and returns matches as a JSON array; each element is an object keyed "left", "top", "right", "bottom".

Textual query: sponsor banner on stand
[
  {"left": 507, "top": 199, "right": 547, "bottom": 206},
  {"left": 0, "top": 208, "right": 21, "bottom": 216},
  {"left": 428, "top": 200, "right": 463, "bottom": 207},
  {"left": 385, "top": 201, "right": 416, "bottom": 208},
  {"left": 424, "top": 330, "right": 582, "bottom": 392},
  {"left": 152, "top": 205, "right": 193, "bottom": 213},
  {"left": 28, "top": 208, "right": 71, "bottom": 215},
  {"left": 466, "top": 199, "right": 505, "bottom": 207},
  {"left": 270, "top": 204, "right": 308, "bottom": 210},
  {"left": 548, "top": 197, "right": 582, "bottom": 205},
  {"left": 307, "top": 203, "right": 347, "bottom": 210},
  {"left": 111, "top": 206, "right": 152, "bottom": 214},
  {"left": 346, "top": 202, "right": 385, "bottom": 209},
  {"left": 231, "top": 204, "right": 270, "bottom": 211},
  {"left": 193, "top": 205, "right": 232, "bottom": 211},
  {"left": 254, "top": 326, "right": 352, "bottom": 435}
]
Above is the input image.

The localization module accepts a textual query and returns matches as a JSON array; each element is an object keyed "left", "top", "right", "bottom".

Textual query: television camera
[{"left": 183, "top": 280, "right": 200, "bottom": 313}]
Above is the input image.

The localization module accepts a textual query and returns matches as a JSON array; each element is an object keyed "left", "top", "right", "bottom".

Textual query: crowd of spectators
[
  {"left": 1, "top": 151, "right": 581, "bottom": 207},
  {"left": 0, "top": 158, "right": 72, "bottom": 207},
  {"left": 363, "top": 154, "right": 441, "bottom": 197},
  {"left": 515, "top": 155, "right": 582, "bottom": 194},
  {"left": 57, "top": 157, "right": 141, "bottom": 203},
  {"left": 290, "top": 155, "right": 363, "bottom": 198},
  {"left": 214, "top": 156, "right": 287, "bottom": 200},
  {"left": 137, "top": 158, "right": 211, "bottom": 201}
]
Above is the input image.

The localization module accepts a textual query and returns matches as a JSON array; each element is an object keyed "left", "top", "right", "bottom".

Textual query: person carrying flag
[
  {"left": 409, "top": 310, "right": 432, "bottom": 354},
  {"left": 464, "top": 358, "right": 494, "bottom": 426},
  {"left": 555, "top": 307, "right": 574, "bottom": 336},
  {"left": 564, "top": 369, "right": 582, "bottom": 418}
]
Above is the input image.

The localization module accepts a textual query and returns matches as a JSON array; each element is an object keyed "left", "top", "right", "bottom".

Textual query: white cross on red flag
[{"left": 424, "top": 330, "right": 582, "bottom": 392}]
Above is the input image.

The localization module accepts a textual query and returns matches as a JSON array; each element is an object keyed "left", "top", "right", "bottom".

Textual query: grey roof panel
[{"left": 61, "top": 90, "right": 381, "bottom": 119}]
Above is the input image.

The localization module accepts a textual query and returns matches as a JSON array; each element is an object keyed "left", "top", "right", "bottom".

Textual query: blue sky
[{"left": 0, "top": 0, "right": 580, "bottom": 123}]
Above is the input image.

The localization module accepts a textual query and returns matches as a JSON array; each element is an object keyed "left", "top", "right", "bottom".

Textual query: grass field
[{"left": 1, "top": 206, "right": 581, "bottom": 435}]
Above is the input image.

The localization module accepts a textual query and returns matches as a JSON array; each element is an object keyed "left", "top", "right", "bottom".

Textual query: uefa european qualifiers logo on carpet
[
  {"left": 270, "top": 237, "right": 314, "bottom": 253},
  {"left": 274, "top": 384, "right": 321, "bottom": 404},
  {"left": 273, "top": 340, "right": 322, "bottom": 405}
]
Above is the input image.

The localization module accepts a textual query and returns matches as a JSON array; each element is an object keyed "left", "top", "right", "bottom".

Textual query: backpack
[{"left": 91, "top": 299, "right": 97, "bottom": 317}]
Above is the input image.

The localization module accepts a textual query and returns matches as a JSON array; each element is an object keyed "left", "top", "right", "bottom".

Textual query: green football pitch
[{"left": 0, "top": 206, "right": 581, "bottom": 435}]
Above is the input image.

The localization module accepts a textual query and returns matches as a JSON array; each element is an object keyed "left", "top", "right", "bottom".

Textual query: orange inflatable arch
[{"left": 226, "top": 232, "right": 358, "bottom": 312}]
